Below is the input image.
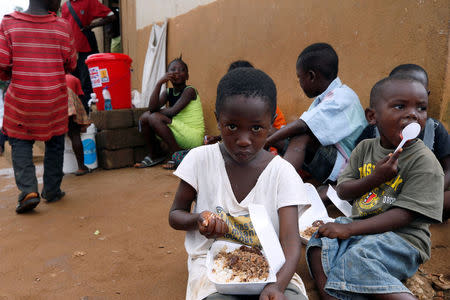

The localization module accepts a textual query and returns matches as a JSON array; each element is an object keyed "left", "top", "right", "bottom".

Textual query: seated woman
[{"left": 135, "top": 57, "right": 205, "bottom": 168}]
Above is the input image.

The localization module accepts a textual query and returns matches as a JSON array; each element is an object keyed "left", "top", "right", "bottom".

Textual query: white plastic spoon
[{"left": 394, "top": 122, "right": 421, "bottom": 153}]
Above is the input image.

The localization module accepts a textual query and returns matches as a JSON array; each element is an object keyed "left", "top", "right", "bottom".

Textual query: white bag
[{"left": 137, "top": 20, "right": 167, "bottom": 108}]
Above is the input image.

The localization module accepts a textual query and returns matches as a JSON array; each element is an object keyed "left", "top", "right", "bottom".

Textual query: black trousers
[
  {"left": 9, "top": 134, "right": 65, "bottom": 202},
  {"left": 72, "top": 51, "right": 96, "bottom": 113},
  {"left": 0, "top": 130, "right": 7, "bottom": 147}
]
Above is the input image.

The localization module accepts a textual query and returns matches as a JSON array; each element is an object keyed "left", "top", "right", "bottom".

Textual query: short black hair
[
  {"left": 216, "top": 68, "right": 277, "bottom": 117},
  {"left": 369, "top": 75, "right": 425, "bottom": 108},
  {"left": 227, "top": 60, "right": 254, "bottom": 72},
  {"left": 168, "top": 55, "right": 188, "bottom": 73},
  {"left": 296, "top": 43, "right": 338, "bottom": 80},
  {"left": 389, "top": 64, "right": 428, "bottom": 86}
]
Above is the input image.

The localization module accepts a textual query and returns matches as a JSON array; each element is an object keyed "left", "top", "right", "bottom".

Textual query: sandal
[
  {"left": 74, "top": 169, "right": 90, "bottom": 176},
  {"left": 42, "top": 190, "right": 65, "bottom": 203},
  {"left": 134, "top": 156, "right": 165, "bottom": 168},
  {"left": 162, "top": 160, "right": 177, "bottom": 170},
  {"left": 16, "top": 192, "right": 40, "bottom": 214}
]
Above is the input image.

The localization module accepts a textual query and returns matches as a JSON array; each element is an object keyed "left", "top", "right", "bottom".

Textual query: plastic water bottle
[
  {"left": 102, "top": 88, "right": 113, "bottom": 111},
  {"left": 88, "top": 93, "right": 98, "bottom": 116},
  {"left": 88, "top": 93, "right": 98, "bottom": 114},
  {"left": 81, "top": 124, "right": 98, "bottom": 170}
]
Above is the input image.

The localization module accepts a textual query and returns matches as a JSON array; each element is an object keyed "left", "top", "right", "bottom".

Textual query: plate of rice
[{"left": 206, "top": 240, "right": 277, "bottom": 295}]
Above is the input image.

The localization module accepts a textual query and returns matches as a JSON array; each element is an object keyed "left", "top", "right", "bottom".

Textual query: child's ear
[
  {"left": 308, "top": 70, "right": 316, "bottom": 82},
  {"left": 365, "top": 108, "right": 376, "bottom": 125},
  {"left": 271, "top": 113, "right": 277, "bottom": 125}
]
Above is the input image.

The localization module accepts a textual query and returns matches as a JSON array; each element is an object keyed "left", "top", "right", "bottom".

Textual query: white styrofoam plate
[
  {"left": 298, "top": 183, "right": 334, "bottom": 244},
  {"left": 206, "top": 240, "right": 276, "bottom": 295}
]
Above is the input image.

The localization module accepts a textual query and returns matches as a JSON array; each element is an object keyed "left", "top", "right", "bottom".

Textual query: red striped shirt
[{"left": 0, "top": 12, "right": 77, "bottom": 141}]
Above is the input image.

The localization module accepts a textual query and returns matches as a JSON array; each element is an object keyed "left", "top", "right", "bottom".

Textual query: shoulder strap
[
  {"left": 185, "top": 85, "right": 198, "bottom": 95},
  {"left": 66, "top": 1, "right": 84, "bottom": 30}
]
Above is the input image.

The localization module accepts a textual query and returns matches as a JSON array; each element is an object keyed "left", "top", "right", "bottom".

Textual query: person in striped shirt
[{"left": 0, "top": 0, "right": 77, "bottom": 213}]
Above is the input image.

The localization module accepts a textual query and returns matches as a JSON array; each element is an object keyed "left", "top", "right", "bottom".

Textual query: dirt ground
[{"left": 0, "top": 154, "right": 448, "bottom": 299}]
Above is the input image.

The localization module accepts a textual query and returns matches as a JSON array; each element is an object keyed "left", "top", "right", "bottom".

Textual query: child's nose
[
  {"left": 236, "top": 133, "right": 251, "bottom": 147},
  {"left": 406, "top": 108, "right": 419, "bottom": 120}
]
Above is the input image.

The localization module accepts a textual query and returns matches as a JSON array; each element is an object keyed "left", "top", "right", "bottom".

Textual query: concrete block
[
  {"left": 98, "top": 148, "right": 134, "bottom": 169},
  {"left": 90, "top": 109, "right": 134, "bottom": 131},
  {"left": 96, "top": 127, "right": 146, "bottom": 150},
  {"left": 132, "top": 108, "right": 148, "bottom": 126}
]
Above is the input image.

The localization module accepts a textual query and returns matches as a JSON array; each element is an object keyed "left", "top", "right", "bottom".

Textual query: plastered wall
[
  {"left": 135, "top": 0, "right": 217, "bottom": 30},
  {"left": 123, "top": 0, "right": 449, "bottom": 134}
]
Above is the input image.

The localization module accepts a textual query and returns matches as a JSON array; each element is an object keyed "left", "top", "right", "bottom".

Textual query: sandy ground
[{"left": 0, "top": 154, "right": 448, "bottom": 299}]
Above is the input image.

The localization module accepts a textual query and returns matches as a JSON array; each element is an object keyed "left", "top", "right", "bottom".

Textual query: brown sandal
[{"left": 16, "top": 192, "right": 40, "bottom": 214}]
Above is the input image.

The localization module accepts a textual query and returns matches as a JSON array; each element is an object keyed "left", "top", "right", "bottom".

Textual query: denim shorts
[
  {"left": 303, "top": 145, "right": 337, "bottom": 183},
  {"left": 306, "top": 217, "right": 420, "bottom": 299}
]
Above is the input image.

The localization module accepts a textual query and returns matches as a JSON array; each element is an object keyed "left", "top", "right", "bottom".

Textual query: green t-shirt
[{"left": 338, "top": 138, "right": 444, "bottom": 262}]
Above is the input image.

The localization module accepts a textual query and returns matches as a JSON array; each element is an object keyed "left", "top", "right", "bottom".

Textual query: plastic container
[
  {"left": 85, "top": 53, "right": 132, "bottom": 110},
  {"left": 298, "top": 183, "right": 334, "bottom": 244},
  {"left": 81, "top": 124, "right": 98, "bottom": 170},
  {"left": 63, "top": 136, "right": 78, "bottom": 174},
  {"left": 206, "top": 204, "right": 286, "bottom": 295},
  {"left": 88, "top": 92, "right": 98, "bottom": 113}
]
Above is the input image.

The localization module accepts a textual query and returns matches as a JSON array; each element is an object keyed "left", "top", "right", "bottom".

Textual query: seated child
[
  {"left": 356, "top": 64, "right": 449, "bottom": 220},
  {"left": 169, "top": 68, "right": 309, "bottom": 300},
  {"left": 265, "top": 43, "right": 367, "bottom": 184},
  {"left": 307, "top": 75, "right": 444, "bottom": 299},
  {"left": 204, "top": 60, "right": 287, "bottom": 146},
  {"left": 66, "top": 74, "right": 91, "bottom": 176},
  {"left": 136, "top": 57, "right": 204, "bottom": 168},
  {"left": 227, "top": 60, "right": 287, "bottom": 132}
]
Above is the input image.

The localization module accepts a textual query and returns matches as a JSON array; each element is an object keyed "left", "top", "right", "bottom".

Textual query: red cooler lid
[{"left": 85, "top": 53, "right": 132, "bottom": 64}]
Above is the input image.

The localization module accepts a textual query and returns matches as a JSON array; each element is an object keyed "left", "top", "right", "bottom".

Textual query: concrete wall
[
  {"left": 123, "top": 0, "right": 449, "bottom": 134},
  {"left": 135, "top": 0, "right": 217, "bottom": 29}
]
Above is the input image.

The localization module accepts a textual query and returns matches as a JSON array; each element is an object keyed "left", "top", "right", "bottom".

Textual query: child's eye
[
  {"left": 226, "top": 124, "right": 237, "bottom": 131},
  {"left": 251, "top": 126, "right": 263, "bottom": 133},
  {"left": 418, "top": 106, "right": 427, "bottom": 112},
  {"left": 394, "top": 104, "right": 404, "bottom": 110}
]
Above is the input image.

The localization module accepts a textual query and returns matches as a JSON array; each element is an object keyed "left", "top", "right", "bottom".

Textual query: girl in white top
[{"left": 169, "top": 68, "right": 309, "bottom": 300}]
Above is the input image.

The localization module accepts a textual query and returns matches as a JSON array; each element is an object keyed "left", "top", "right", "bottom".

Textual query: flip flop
[
  {"left": 134, "top": 156, "right": 165, "bottom": 168},
  {"left": 162, "top": 160, "right": 177, "bottom": 170},
  {"left": 74, "top": 169, "right": 90, "bottom": 176}
]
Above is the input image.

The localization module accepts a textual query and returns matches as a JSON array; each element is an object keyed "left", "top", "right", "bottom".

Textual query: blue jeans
[
  {"left": 9, "top": 135, "right": 65, "bottom": 201},
  {"left": 306, "top": 217, "right": 420, "bottom": 299}
]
